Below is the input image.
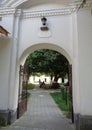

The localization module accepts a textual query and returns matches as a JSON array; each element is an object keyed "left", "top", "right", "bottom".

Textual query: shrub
[
  {"left": 22, "top": 91, "right": 30, "bottom": 100},
  {"left": 43, "top": 84, "right": 51, "bottom": 89},
  {"left": 26, "top": 83, "right": 35, "bottom": 89},
  {"left": 51, "top": 82, "right": 60, "bottom": 89}
]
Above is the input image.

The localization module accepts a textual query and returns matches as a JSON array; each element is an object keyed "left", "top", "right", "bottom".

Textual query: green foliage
[
  {"left": 25, "top": 49, "right": 69, "bottom": 82},
  {"left": 22, "top": 91, "right": 30, "bottom": 100},
  {"left": 26, "top": 92, "right": 30, "bottom": 99},
  {"left": 26, "top": 83, "right": 35, "bottom": 89},
  {"left": 50, "top": 92, "right": 69, "bottom": 112},
  {"left": 60, "top": 85, "right": 66, "bottom": 100}
]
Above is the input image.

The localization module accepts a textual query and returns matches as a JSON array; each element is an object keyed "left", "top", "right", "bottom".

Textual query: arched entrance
[
  {"left": 17, "top": 43, "right": 73, "bottom": 121},
  {"left": 0, "top": 0, "right": 92, "bottom": 129},
  {"left": 19, "top": 43, "right": 72, "bottom": 65}
]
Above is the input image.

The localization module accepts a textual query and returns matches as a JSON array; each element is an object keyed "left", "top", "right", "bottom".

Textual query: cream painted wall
[
  {"left": 0, "top": 38, "right": 11, "bottom": 109},
  {"left": 77, "top": 9, "right": 92, "bottom": 115},
  {"left": 18, "top": 14, "right": 73, "bottom": 61}
]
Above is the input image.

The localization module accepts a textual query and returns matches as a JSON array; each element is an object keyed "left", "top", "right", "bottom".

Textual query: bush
[
  {"left": 51, "top": 82, "right": 60, "bottom": 89},
  {"left": 44, "top": 84, "right": 51, "bottom": 89},
  {"left": 22, "top": 91, "right": 30, "bottom": 100},
  {"left": 26, "top": 83, "right": 35, "bottom": 89},
  {"left": 60, "top": 85, "right": 65, "bottom": 100}
]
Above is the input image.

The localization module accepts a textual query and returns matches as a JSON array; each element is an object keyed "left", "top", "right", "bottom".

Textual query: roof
[{"left": 0, "top": 26, "right": 9, "bottom": 36}]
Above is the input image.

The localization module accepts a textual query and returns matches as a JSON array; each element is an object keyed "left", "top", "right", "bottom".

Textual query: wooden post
[{"left": 68, "top": 64, "right": 74, "bottom": 123}]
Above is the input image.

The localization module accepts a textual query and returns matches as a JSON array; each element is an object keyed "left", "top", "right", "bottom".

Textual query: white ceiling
[
  {"left": 17, "top": 0, "right": 81, "bottom": 8},
  {"left": 0, "top": 0, "right": 81, "bottom": 8},
  {"left": 0, "top": 0, "right": 91, "bottom": 9}
]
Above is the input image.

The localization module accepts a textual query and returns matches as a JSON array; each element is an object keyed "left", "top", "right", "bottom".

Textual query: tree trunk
[
  {"left": 62, "top": 77, "right": 64, "bottom": 83},
  {"left": 50, "top": 75, "right": 53, "bottom": 82},
  {"left": 54, "top": 75, "right": 59, "bottom": 82},
  {"left": 50, "top": 75, "right": 53, "bottom": 84},
  {"left": 51, "top": 75, "right": 60, "bottom": 89}
]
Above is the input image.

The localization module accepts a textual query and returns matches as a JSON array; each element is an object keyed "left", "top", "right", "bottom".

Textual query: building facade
[{"left": 0, "top": 0, "right": 92, "bottom": 129}]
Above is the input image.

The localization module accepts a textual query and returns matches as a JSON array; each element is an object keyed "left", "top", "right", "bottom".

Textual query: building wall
[
  {"left": 0, "top": 6, "right": 73, "bottom": 114},
  {"left": 77, "top": 9, "right": 92, "bottom": 115},
  {"left": 0, "top": 38, "right": 11, "bottom": 110},
  {"left": 72, "top": 9, "right": 92, "bottom": 130},
  {"left": 0, "top": 15, "right": 15, "bottom": 110},
  {"left": 0, "top": 15, "right": 20, "bottom": 115},
  {"left": 18, "top": 11, "right": 73, "bottom": 62},
  {"left": 0, "top": 4, "right": 92, "bottom": 129}
]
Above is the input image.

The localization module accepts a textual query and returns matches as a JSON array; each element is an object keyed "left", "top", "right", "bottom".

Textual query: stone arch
[{"left": 19, "top": 43, "right": 72, "bottom": 65}]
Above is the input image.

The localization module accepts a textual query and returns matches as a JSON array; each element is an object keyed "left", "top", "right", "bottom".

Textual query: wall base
[
  {"left": 74, "top": 114, "right": 92, "bottom": 130},
  {"left": 0, "top": 109, "right": 17, "bottom": 126}
]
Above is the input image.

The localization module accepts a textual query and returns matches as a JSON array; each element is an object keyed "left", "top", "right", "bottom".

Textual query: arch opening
[
  {"left": 19, "top": 43, "right": 72, "bottom": 65},
  {"left": 17, "top": 42, "right": 74, "bottom": 123}
]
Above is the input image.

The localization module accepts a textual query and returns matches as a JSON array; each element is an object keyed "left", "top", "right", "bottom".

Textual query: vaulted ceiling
[
  {"left": 0, "top": 0, "right": 83, "bottom": 8},
  {"left": 0, "top": 0, "right": 92, "bottom": 10}
]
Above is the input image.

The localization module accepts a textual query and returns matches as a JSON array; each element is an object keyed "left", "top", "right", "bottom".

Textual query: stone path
[{"left": 0, "top": 88, "right": 75, "bottom": 130}]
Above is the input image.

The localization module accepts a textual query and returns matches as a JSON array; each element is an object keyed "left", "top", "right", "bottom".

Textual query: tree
[{"left": 25, "top": 49, "right": 69, "bottom": 85}]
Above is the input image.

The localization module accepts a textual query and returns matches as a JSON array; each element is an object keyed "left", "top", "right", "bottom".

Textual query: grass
[
  {"left": 50, "top": 92, "right": 69, "bottom": 113},
  {"left": 26, "top": 83, "right": 36, "bottom": 90}
]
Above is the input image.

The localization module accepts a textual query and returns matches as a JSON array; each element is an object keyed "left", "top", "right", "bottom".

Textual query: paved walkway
[{"left": 1, "top": 88, "right": 75, "bottom": 130}]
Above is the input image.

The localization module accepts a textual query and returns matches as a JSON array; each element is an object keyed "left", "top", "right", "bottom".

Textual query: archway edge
[
  {"left": 19, "top": 43, "right": 72, "bottom": 65},
  {"left": 11, "top": 0, "right": 74, "bottom": 8}
]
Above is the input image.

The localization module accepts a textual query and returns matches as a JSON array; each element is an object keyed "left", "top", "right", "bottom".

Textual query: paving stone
[{"left": 0, "top": 87, "right": 75, "bottom": 130}]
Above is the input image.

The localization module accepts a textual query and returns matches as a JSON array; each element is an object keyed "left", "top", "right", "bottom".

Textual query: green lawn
[{"left": 50, "top": 92, "right": 69, "bottom": 112}]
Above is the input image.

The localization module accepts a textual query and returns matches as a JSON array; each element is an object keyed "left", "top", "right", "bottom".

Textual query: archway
[
  {"left": 17, "top": 43, "right": 73, "bottom": 122},
  {"left": 19, "top": 43, "right": 72, "bottom": 65}
]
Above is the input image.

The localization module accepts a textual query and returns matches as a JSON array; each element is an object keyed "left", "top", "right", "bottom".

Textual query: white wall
[
  {"left": 0, "top": 6, "right": 73, "bottom": 111},
  {"left": 0, "top": 15, "right": 15, "bottom": 110},
  {"left": 77, "top": 9, "right": 92, "bottom": 115},
  {"left": 72, "top": 12, "right": 80, "bottom": 114},
  {"left": 1, "top": 5, "right": 92, "bottom": 118},
  {"left": 0, "top": 38, "right": 11, "bottom": 109},
  {"left": 0, "top": 15, "right": 20, "bottom": 111},
  {"left": 0, "top": 16, "right": 14, "bottom": 35},
  {"left": 16, "top": 5, "right": 74, "bottom": 113},
  {"left": 18, "top": 8, "right": 73, "bottom": 62}
]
